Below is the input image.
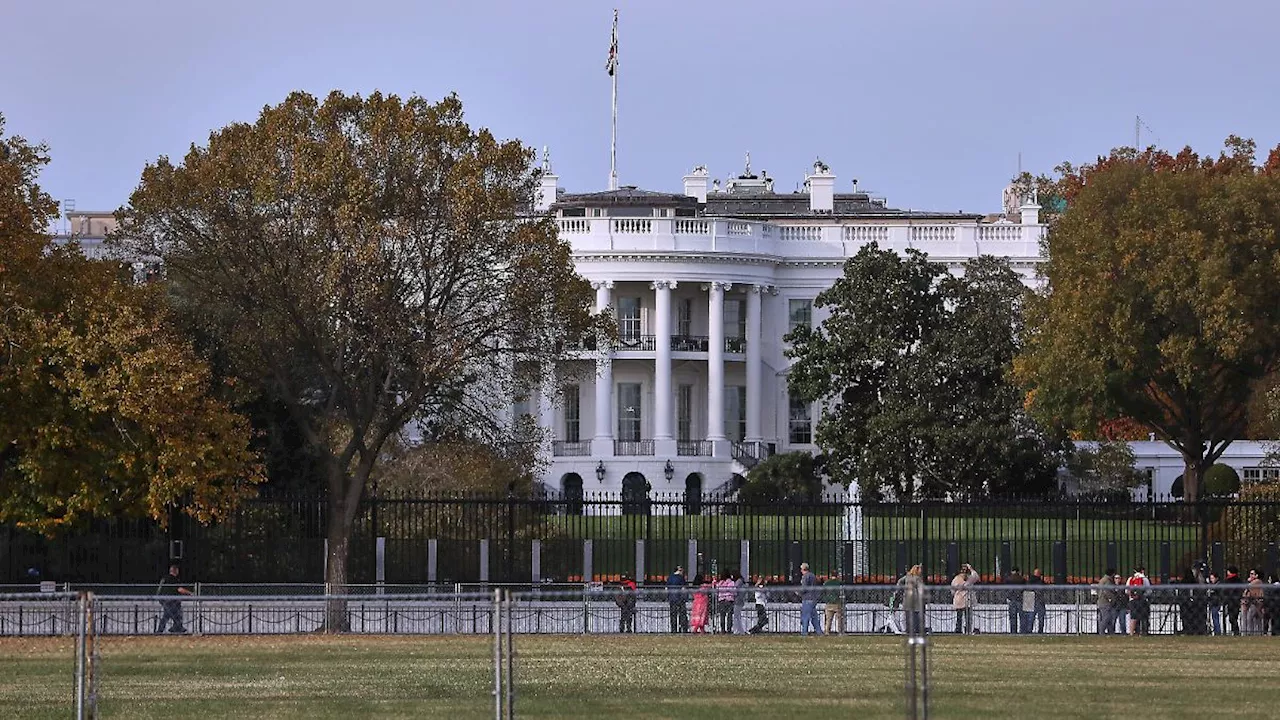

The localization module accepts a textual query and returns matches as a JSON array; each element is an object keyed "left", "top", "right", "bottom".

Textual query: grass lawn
[{"left": 2, "top": 634, "right": 1278, "bottom": 719}]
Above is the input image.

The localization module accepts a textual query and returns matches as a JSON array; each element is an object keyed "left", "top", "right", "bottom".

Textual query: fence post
[
  {"left": 1052, "top": 542, "right": 1067, "bottom": 584},
  {"left": 895, "top": 542, "right": 908, "bottom": 580},
  {"left": 428, "top": 539, "right": 438, "bottom": 586},
  {"left": 1000, "top": 541, "right": 1012, "bottom": 577},
  {"left": 635, "top": 539, "right": 645, "bottom": 585},
  {"left": 687, "top": 539, "right": 698, "bottom": 580},
  {"left": 531, "top": 540, "right": 542, "bottom": 585},
  {"left": 1106, "top": 542, "right": 1118, "bottom": 575},
  {"left": 1158, "top": 542, "right": 1171, "bottom": 584},
  {"left": 375, "top": 536, "right": 386, "bottom": 594},
  {"left": 1268, "top": 543, "right": 1279, "bottom": 580},
  {"left": 945, "top": 542, "right": 958, "bottom": 580},
  {"left": 1211, "top": 541, "right": 1225, "bottom": 577},
  {"left": 740, "top": 540, "right": 751, "bottom": 581},
  {"left": 480, "top": 540, "right": 490, "bottom": 585},
  {"left": 789, "top": 541, "right": 802, "bottom": 583},
  {"left": 583, "top": 540, "right": 593, "bottom": 584}
]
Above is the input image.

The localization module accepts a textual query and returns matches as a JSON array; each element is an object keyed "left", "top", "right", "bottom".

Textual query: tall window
[
  {"left": 723, "top": 298, "right": 746, "bottom": 339},
  {"left": 788, "top": 395, "right": 812, "bottom": 444},
  {"left": 677, "top": 384, "right": 694, "bottom": 441},
  {"left": 563, "top": 384, "right": 580, "bottom": 443},
  {"left": 617, "top": 383, "right": 642, "bottom": 441},
  {"left": 788, "top": 299, "right": 813, "bottom": 335},
  {"left": 677, "top": 298, "right": 693, "bottom": 337},
  {"left": 724, "top": 386, "right": 747, "bottom": 442},
  {"left": 617, "top": 297, "right": 641, "bottom": 342}
]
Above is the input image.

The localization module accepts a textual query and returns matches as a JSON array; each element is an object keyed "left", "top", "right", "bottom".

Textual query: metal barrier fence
[
  {"left": 4, "top": 583, "right": 1280, "bottom": 637},
  {"left": 7, "top": 494, "right": 1280, "bottom": 585}
]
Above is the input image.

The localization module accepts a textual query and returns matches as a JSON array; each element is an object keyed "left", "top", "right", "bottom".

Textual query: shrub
[{"left": 1204, "top": 464, "right": 1241, "bottom": 497}]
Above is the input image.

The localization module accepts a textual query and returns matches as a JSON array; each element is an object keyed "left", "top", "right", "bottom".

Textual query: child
[{"left": 749, "top": 578, "right": 770, "bottom": 633}]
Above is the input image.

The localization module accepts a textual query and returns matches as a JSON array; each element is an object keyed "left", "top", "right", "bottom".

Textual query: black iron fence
[{"left": 4, "top": 493, "right": 1279, "bottom": 586}]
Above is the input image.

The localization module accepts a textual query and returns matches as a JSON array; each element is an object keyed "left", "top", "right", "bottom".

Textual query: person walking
[
  {"left": 666, "top": 566, "right": 689, "bottom": 633},
  {"left": 1241, "top": 569, "right": 1265, "bottom": 635},
  {"left": 951, "top": 564, "right": 978, "bottom": 634},
  {"left": 1207, "top": 572, "right": 1223, "bottom": 636},
  {"left": 155, "top": 563, "right": 192, "bottom": 634},
  {"left": 822, "top": 576, "right": 846, "bottom": 635},
  {"left": 715, "top": 571, "right": 736, "bottom": 634},
  {"left": 690, "top": 575, "right": 711, "bottom": 634},
  {"left": 799, "top": 563, "right": 822, "bottom": 636},
  {"left": 1096, "top": 569, "right": 1118, "bottom": 635},
  {"left": 1223, "top": 566, "right": 1244, "bottom": 636},
  {"left": 898, "top": 564, "right": 926, "bottom": 636},
  {"left": 749, "top": 578, "right": 770, "bottom": 634}
]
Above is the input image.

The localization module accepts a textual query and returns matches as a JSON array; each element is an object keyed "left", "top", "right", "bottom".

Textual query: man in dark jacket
[
  {"left": 666, "top": 566, "right": 688, "bottom": 633},
  {"left": 1223, "top": 566, "right": 1245, "bottom": 636},
  {"left": 1005, "top": 568, "right": 1024, "bottom": 633},
  {"left": 616, "top": 574, "right": 638, "bottom": 633},
  {"left": 155, "top": 563, "right": 192, "bottom": 634}
]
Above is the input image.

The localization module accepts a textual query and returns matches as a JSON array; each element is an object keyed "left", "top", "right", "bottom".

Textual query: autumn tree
[
  {"left": 786, "top": 245, "right": 1063, "bottom": 500},
  {"left": 0, "top": 114, "right": 261, "bottom": 532},
  {"left": 117, "top": 91, "right": 600, "bottom": 607},
  {"left": 1017, "top": 138, "right": 1280, "bottom": 501}
]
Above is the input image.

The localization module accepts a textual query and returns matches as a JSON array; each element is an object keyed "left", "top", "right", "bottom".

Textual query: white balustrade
[
  {"left": 726, "top": 221, "right": 751, "bottom": 236},
  {"left": 558, "top": 218, "right": 590, "bottom": 233},
  {"left": 611, "top": 218, "right": 652, "bottom": 234},
  {"left": 674, "top": 218, "right": 710, "bottom": 235},
  {"left": 778, "top": 225, "right": 823, "bottom": 242},
  {"left": 843, "top": 225, "right": 890, "bottom": 245},
  {"left": 910, "top": 225, "right": 956, "bottom": 244},
  {"left": 977, "top": 223, "right": 1022, "bottom": 243}
]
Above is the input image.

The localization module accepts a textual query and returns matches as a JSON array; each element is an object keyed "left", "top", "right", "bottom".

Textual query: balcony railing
[
  {"left": 552, "top": 441, "right": 591, "bottom": 457},
  {"left": 559, "top": 336, "right": 598, "bottom": 352},
  {"left": 677, "top": 440, "right": 713, "bottom": 457},
  {"left": 671, "top": 335, "right": 709, "bottom": 352},
  {"left": 725, "top": 337, "right": 746, "bottom": 354},
  {"left": 616, "top": 334, "right": 656, "bottom": 352},
  {"left": 614, "top": 440, "right": 655, "bottom": 456},
  {"left": 731, "top": 441, "right": 771, "bottom": 469}
]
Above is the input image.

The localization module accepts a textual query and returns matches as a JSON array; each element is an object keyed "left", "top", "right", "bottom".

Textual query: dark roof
[
  {"left": 552, "top": 186, "right": 699, "bottom": 210},
  {"left": 705, "top": 192, "right": 980, "bottom": 220}
]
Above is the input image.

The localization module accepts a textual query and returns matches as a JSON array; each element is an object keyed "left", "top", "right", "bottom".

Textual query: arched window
[
  {"left": 621, "top": 472, "right": 651, "bottom": 516},
  {"left": 562, "top": 473, "right": 584, "bottom": 516},
  {"left": 684, "top": 473, "right": 703, "bottom": 515}
]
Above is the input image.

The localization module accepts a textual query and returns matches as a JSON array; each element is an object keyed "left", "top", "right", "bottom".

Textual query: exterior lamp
[
  {"left": 664, "top": 460, "right": 675, "bottom": 481},
  {"left": 595, "top": 461, "right": 607, "bottom": 483}
]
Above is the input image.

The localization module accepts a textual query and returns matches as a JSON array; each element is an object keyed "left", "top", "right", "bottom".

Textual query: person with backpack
[{"left": 155, "top": 563, "right": 192, "bottom": 634}]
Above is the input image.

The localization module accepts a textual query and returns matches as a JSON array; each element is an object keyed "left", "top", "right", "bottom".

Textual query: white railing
[
  {"left": 611, "top": 218, "right": 652, "bottom": 234},
  {"left": 726, "top": 221, "right": 751, "bottom": 236},
  {"left": 977, "top": 223, "right": 1022, "bottom": 243},
  {"left": 911, "top": 225, "right": 956, "bottom": 244},
  {"left": 843, "top": 225, "right": 890, "bottom": 245},
  {"left": 674, "top": 218, "right": 710, "bottom": 234},
  {"left": 558, "top": 218, "right": 589, "bottom": 233},
  {"left": 778, "top": 225, "right": 823, "bottom": 242}
]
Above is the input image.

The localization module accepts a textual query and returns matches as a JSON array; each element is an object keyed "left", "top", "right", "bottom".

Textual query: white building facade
[{"left": 532, "top": 159, "right": 1047, "bottom": 501}]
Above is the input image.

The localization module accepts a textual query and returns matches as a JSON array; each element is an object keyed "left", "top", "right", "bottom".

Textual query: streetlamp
[
  {"left": 664, "top": 460, "right": 675, "bottom": 482},
  {"left": 595, "top": 461, "right": 607, "bottom": 483}
]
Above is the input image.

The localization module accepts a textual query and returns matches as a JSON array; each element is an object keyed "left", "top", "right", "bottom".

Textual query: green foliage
[
  {"left": 1064, "top": 441, "right": 1143, "bottom": 498},
  {"left": 1203, "top": 464, "right": 1241, "bottom": 497},
  {"left": 1171, "top": 475, "right": 1184, "bottom": 499},
  {"left": 0, "top": 114, "right": 262, "bottom": 532},
  {"left": 1018, "top": 138, "right": 1280, "bottom": 501},
  {"left": 786, "top": 245, "right": 1064, "bottom": 501},
  {"left": 738, "top": 452, "right": 824, "bottom": 504}
]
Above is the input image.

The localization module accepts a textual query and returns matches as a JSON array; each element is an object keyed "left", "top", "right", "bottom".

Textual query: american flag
[{"left": 605, "top": 9, "right": 618, "bottom": 76}]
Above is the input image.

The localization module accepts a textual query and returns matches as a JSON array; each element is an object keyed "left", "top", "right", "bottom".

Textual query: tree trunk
[
  {"left": 324, "top": 506, "right": 351, "bottom": 632},
  {"left": 1182, "top": 459, "right": 1203, "bottom": 504}
]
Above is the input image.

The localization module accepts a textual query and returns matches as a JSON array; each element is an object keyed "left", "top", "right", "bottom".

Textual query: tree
[
  {"left": 0, "top": 114, "right": 261, "bottom": 532},
  {"left": 738, "top": 451, "right": 824, "bottom": 505},
  {"left": 117, "top": 91, "right": 600, "bottom": 612},
  {"left": 1063, "top": 441, "right": 1143, "bottom": 499},
  {"left": 1017, "top": 138, "right": 1280, "bottom": 501},
  {"left": 786, "top": 245, "right": 1063, "bottom": 500}
]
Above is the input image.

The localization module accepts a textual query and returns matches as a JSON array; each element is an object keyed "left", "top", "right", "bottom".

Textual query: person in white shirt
[{"left": 748, "top": 578, "right": 770, "bottom": 634}]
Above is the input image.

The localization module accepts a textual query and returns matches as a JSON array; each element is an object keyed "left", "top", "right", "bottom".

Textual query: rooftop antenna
[{"left": 1135, "top": 115, "right": 1160, "bottom": 149}]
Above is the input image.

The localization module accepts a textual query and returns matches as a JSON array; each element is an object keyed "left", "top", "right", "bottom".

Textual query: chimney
[
  {"left": 1019, "top": 191, "right": 1041, "bottom": 226},
  {"left": 683, "top": 165, "right": 709, "bottom": 203},
  {"left": 535, "top": 146, "right": 558, "bottom": 213},
  {"left": 807, "top": 159, "right": 835, "bottom": 213}
]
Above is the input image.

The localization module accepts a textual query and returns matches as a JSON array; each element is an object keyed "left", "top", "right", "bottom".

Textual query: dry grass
[{"left": 1, "top": 633, "right": 1278, "bottom": 718}]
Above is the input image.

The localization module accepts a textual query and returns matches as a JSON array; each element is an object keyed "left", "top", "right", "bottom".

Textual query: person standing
[
  {"left": 666, "top": 566, "right": 688, "bottom": 633},
  {"left": 951, "top": 564, "right": 978, "bottom": 634},
  {"left": 1241, "top": 569, "right": 1265, "bottom": 635},
  {"left": 690, "top": 575, "right": 710, "bottom": 634},
  {"left": 615, "top": 574, "right": 638, "bottom": 633},
  {"left": 748, "top": 577, "right": 770, "bottom": 634},
  {"left": 799, "top": 563, "right": 822, "bottom": 636},
  {"left": 1112, "top": 573, "right": 1129, "bottom": 634},
  {"left": 1126, "top": 567, "right": 1151, "bottom": 636},
  {"left": 1028, "top": 568, "right": 1048, "bottom": 633},
  {"left": 898, "top": 564, "right": 926, "bottom": 636},
  {"left": 1096, "top": 569, "right": 1117, "bottom": 635},
  {"left": 1223, "top": 566, "right": 1244, "bottom": 636},
  {"left": 155, "top": 563, "right": 192, "bottom": 634},
  {"left": 822, "top": 576, "right": 846, "bottom": 635},
  {"left": 1005, "top": 567, "right": 1025, "bottom": 634},
  {"left": 1207, "top": 572, "right": 1223, "bottom": 636},
  {"left": 733, "top": 571, "right": 749, "bottom": 634},
  {"left": 715, "top": 571, "right": 736, "bottom": 634}
]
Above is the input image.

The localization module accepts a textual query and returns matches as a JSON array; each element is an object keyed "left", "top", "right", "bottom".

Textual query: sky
[{"left": 4, "top": 0, "right": 1279, "bottom": 224}]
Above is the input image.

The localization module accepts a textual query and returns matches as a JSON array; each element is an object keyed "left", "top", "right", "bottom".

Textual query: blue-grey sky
[{"left": 4, "top": 0, "right": 1278, "bottom": 219}]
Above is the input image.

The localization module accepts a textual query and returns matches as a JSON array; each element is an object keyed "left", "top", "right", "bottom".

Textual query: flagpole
[{"left": 609, "top": 9, "right": 619, "bottom": 190}]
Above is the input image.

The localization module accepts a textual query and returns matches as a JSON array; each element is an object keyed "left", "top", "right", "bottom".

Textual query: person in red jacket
[{"left": 615, "top": 574, "right": 638, "bottom": 633}]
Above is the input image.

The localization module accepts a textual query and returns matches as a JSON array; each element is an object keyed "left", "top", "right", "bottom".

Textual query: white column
[
  {"left": 706, "top": 282, "right": 728, "bottom": 443},
  {"left": 746, "top": 285, "right": 764, "bottom": 442},
  {"left": 592, "top": 281, "right": 614, "bottom": 453},
  {"left": 653, "top": 281, "right": 674, "bottom": 441}
]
